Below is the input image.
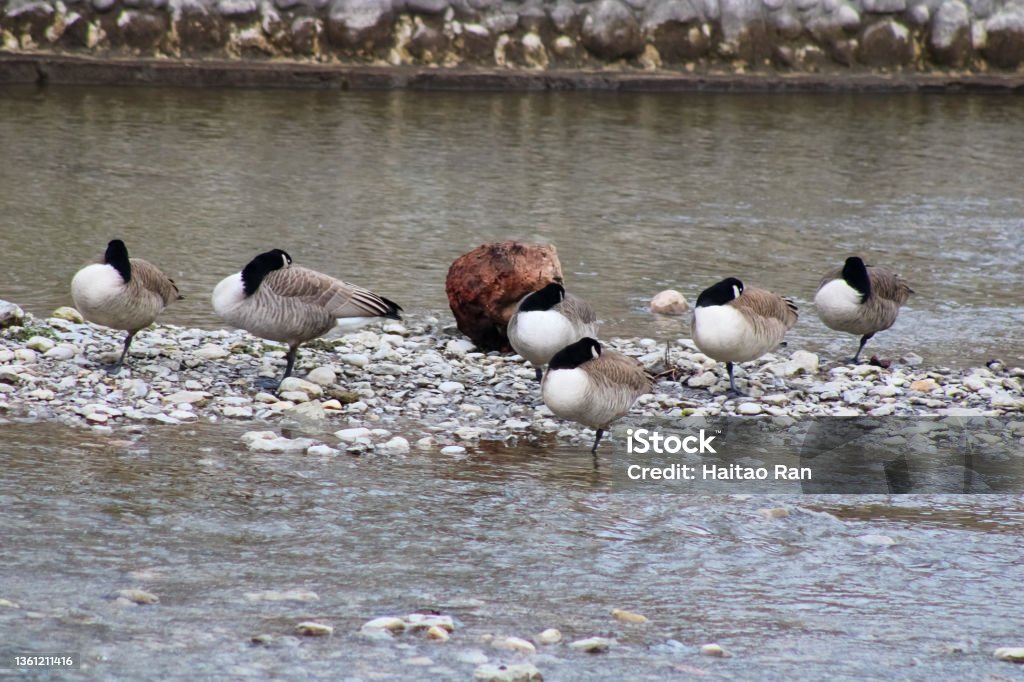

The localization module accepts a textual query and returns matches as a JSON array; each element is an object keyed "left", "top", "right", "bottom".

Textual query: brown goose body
[
  {"left": 71, "top": 239, "right": 181, "bottom": 373},
  {"left": 692, "top": 277, "right": 798, "bottom": 394},
  {"left": 542, "top": 337, "right": 653, "bottom": 453},
  {"left": 212, "top": 249, "right": 401, "bottom": 388},
  {"left": 814, "top": 257, "right": 913, "bottom": 362}
]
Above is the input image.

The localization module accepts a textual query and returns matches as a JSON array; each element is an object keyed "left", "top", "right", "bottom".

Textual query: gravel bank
[{"left": 1, "top": 301, "right": 1021, "bottom": 454}]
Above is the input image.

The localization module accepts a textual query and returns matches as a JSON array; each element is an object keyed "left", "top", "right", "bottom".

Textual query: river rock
[
  {"left": 474, "top": 663, "right": 543, "bottom": 682},
  {"left": 611, "top": 608, "right": 648, "bottom": 624},
  {"left": 306, "top": 366, "right": 336, "bottom": 386},
  {"left": 241, "top": 430, "right": 315, "bottom": 452},
  {"left": 194, "top": 344, "right": 230, "bottom": 360},
  {"left": 581, "top": 0, "right": 644, "bottom": 60},
  {"left": 858, "top": 19, "right": 913, "bottom": 66},
  {"left": 378, "top": 436, "right": 411, "bottom": 453},
  {"left": 984, "top": 7, "right": 1024, "bottom": 68},
  {"left": 929, "top": 0, "right": 971, "bottom": 65},
  {"left": 569, "top": 636, "right": 613, "bottom": 653},
  {"left": 326, "top": 0, "right": 396, "bottom": 54},
  {"left": 536, "top": 627, "right": 562, "bottom": 644},
  {"left": 489, "top": 635, "right": 536, "bottom": 654},
  {"left": 649, "top": 289, "right": 689, "bottom": 315},
  {"left": 279, "top": 376, "right": 324, "bottom": 398},
  {"left": 699, "top": 642, "right": 733, "bottom": 657},
  {"left": 295, "top": 621, "right": 334, "bottom": 636},
  {"left": 0, "top": 301, "right": 25, "bottom": 328},
  {"left": 51, "top": 306, "right": 85, "bottom": 323},
  {"left": 994, "top": 647, "right": 1024, "bottom": 662},
  {"left": 445, "top": 241, "right": 563, "bottom": 351},
  {"left": 116, "top": 588, "right": 159, "bottom": 604},
  {"left": 362, "top": 616, "right": 407, "bottom": 635}
]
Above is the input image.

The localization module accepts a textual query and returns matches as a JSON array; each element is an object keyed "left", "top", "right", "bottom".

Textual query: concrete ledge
[{"left": 3, "top": 52, "right": 1024, "bottom": 90}]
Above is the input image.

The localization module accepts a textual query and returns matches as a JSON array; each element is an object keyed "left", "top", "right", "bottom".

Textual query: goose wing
[
  {"left": 590, "top": 350, "right": 654, "bottom": 398},
  {"left": 733, "top": 287, "right": 799, "bottom": 330},
  {"left": 263, "top": 266, "right": 401, "bottom": 319},
  {"left": 868, "top": 267, "right": 914, "bottom": 305},
  {"left": 131, "top": 258, "right": 182, "bottom": 305},
  {"left": 559, "top": 293, "right": 599, "bottom": 326}
]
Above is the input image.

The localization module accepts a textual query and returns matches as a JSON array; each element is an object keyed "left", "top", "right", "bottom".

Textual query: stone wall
[{"left": 1, "top": 0, "right": 1023, "bottom": 75}]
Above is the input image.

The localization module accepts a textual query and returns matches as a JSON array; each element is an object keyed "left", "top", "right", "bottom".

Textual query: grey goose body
[
  {"left": 814, "top": 256, "right": 913, "bottom": 363},
  {"left": 507, "top": 282, "right": 598, "bottom": 381},
  {"left": 70, "top": 239, "right": 182, "bottom": 374},
  {"left": 542, "top": 337, "right": 653, "bottom": 454},
  {"left": 691, "top": 277, "right": 798, "bottom": 395},
  {"left": 212, "top": 249, "right": 401, "bottom": 388}
]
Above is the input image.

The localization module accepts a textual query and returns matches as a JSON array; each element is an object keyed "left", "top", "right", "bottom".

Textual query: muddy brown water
[{"left": 1, "top": 86, "right": 1023, "bottom": 680}]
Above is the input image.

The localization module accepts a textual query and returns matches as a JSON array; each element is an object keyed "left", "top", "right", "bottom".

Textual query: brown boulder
[{"left": 445, "top": 241, "right": 563, "bottom": 351}]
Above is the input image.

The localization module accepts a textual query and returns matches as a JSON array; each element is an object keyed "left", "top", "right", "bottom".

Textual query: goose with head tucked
[
  {"left": 692, "top": 277, "right": 798, "bottom": 396},
  {"left": 814, "top": 256, "right": 913, "bottom": 364},
  {"left": 212, "top": 249, "right": 402, "bottom": 389},
  {"left": 541, "top": 337, "right": 653, "bottom": 454},
  {"left": 507, "top": 282, "right": 598, "bottom": 381},
  {"left": 71, "top": 238, "right": 182, "bottom": 374}
]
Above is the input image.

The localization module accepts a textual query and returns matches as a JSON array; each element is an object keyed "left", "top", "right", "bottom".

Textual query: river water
[{"left": 1, "top": 86, "right": 1023, "bottom": 680}]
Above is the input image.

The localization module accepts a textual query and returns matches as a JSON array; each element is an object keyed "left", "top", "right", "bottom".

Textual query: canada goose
[
  {"left": 508, "top": 282, "right": 598, "bottom": 381},
  {"left": 542, "top": 337, "right": 653, "bottom": 454},
  {"left": 692, "top": 277, "right": 798, "bottom": 395},
  {"left": 212, "top": 248, "right": 402, "bottom": 389},
  {"left": 814, "top": 256, "right": 913, "bottom": 363},
  {"left": 70, "top": 239, "right": 182, "bottom": 374}
]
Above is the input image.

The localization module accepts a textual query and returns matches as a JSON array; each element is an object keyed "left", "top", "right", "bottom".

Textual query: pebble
[
  {"left": 306, "top": 366, "right": 336, "bottom": 386},
  {"left": 241, "top": 431, "right": 315, "bottom": 453},
  {"left": 536, "top": 628, "right": 562, "bottom": 644},
  {"left": 194, "top": 344, "right": 229, "bottom": 360},
  {"left": 489, "top": 636, "right": 536, "bottom": 654},
  {"left": 116, "top": 588, "right": 159, "bottom": 604},
  {"left": 306, "top": 444, "right": 340, "bottom": 456},
  {"left": 611, "top": 608, "right": 648, "bottom": 624},
  {"left": 426, "top": 625, "right": 450, "bottom": 641},
  {"left": 441, "top": 445, "right": 467, "bottom": 455},
  {"left": 379, "top": 436, "right": 411, "bottom": 453},
  {"left": 700, "top": 643, "right": 733, "bottom": 657},
  {"left": 569, "top": 636, "right": 613, "bottom": 653},
  {"left": 650, "top": 289, "right": 689, "bottom": 315},
  {"left": 295, "top": 621, "right": 333, "bottom": 637},
  {"left": 439, "top": 381, "right": 465, "bottom": 393},
  {"left": 244, "top": 589, "right": 319, "bottom": 602},
  {"left": 278, "top": 377, "right": 323, "bottom": 398},
  {"left": 737, "top": 402, "right": 762, "bottom": 415},
  {"left": 474, "top": 663, "right": 543, "bottom": 682},
  {"left": 361, "top": 616, "right": 407, "bottom": 635},
  {"left": 335, "top": 427, "right": 372, "bottom": 442},
  {"left": 994, "top": 647, "right": 1024, "bottom": 662},
  {"left": 50, "top": 306, "right": 84, "bottom": 323}
]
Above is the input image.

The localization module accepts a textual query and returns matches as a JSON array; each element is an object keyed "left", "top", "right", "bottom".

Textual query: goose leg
[
  {"left": 725, "top": 361, "right": 745, "bottom": 397},
  {"left": 254, "top": 345, "right": 299, "bottom": 392},
  {"left": 534, "top": 367, "right": 543, "bottom": 382},
  {"left": 852, "top": 334, "right": 874, "bottom": 364},
  {"left": 590, "top": 428, "right": 605, "bottom": 454},
  {"left": 106, "top": 331, "right": 136, "bottom": 375}
]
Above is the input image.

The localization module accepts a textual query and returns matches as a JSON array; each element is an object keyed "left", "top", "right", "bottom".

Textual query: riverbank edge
[{"left": 3, "top": 52, "right": 1024, "bottom": 91}]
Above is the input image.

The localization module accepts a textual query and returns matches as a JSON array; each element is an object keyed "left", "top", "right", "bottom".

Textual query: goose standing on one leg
[
  {"left": 691, "top": 277, "right": 798, "bottom": 396},
  {"left": 814, "top": 256, "right": 913, "bottom": 364},
  {"left": 508, "top": 282, "right": 598, "bottom": 381},
  {"left": 71, "top": 238, "right": 182, "bottom": 374},
  {"left": 212, "top": 249, "right": 402, "bottom": 390},
  {"left": 542, "top": 337, "right": 653, "bottom": 454}
]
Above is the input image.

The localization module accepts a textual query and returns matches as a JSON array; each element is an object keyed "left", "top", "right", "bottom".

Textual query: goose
[
  {"left": 814, "top": 256, "right": 914, "bottom": 363},
  {"left": 212, "top": 248, "right": 402, "bottom": 389},
  {"left": 508, "top": 282, "right": 598, "bottom": 381},
  {"left": 70, "top": 239, "right": 182, "bottom": 374},
  {"left": 542, "top": 337, "right": 653, "bottom": 454},
  {"left": 691, "top": 277, "right": 798, "bottom": 395}
]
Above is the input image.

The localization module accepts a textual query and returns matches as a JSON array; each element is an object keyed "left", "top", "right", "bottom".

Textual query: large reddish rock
[{"left": 445, "top": 241, "right": 563, "bottom": 351}]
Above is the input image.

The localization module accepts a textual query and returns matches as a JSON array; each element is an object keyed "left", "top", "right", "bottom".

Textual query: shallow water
[
  {"left": 2, "top": 420, "right": 1023, "bottom": 680},
  {"left": 0, "top": 86, "right": 1022, "bottom": 367},
  {"left": 1, "top": 86, "right": 1024, "bottom": 680}
]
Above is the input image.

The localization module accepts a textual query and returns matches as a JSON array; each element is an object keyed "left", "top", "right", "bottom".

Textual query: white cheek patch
[{"left": 732, "top": 284, "right": 741, "bottom": 299}]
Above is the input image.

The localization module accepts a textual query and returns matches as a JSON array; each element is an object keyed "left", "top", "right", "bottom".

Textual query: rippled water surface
[
  {"left": 2, "top": 421, "right": 1023, "bottom": 680},
  {"left": 1, "top": 86, "right": 1023, "bottom": 680},
  {"left": 0, "top": 86, "right": 1022, "bottom": 366}
]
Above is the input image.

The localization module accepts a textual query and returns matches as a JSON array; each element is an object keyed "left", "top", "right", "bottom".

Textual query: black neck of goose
[
  {"left": 842, "top": 257, "right": 871, "bottom": 303},
  {"left": 548, "top": 337, "right": 601, "bottom": 370},
  {"left": 696, "top": 278, "right": 743, "bottom": 307},
  {"left": 241, "top": 249, "right": 291, "bottom": 296},
  {"left": 105, "top": 240, "right": 132, "bottom": 284},
  {"left": 519, "top": 283, "right": 565, "bottom": 312}
]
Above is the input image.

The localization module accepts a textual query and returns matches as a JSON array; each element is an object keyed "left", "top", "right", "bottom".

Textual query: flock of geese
[{"left": 67, "top": 239, "right": 913, "bottom": 453}]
